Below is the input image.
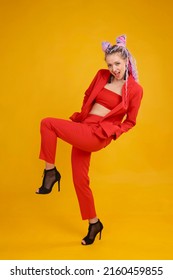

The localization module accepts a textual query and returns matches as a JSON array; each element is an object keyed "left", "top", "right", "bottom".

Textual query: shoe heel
[
  {"left": 58, "top": 180, "right": 61, "bottom": 192},
  {"left": 99, "top": 230, "right": 102, "bottom": 240}
]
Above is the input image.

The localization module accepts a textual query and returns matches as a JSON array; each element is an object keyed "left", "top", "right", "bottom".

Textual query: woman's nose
[{"left": 112, "top": 65, "right": 117, "bottom": 72}]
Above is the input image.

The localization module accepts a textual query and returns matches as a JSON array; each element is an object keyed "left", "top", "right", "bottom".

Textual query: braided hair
[
  {"left": 102, "top": 35, "right": 139, "bottom": 109},
  {"left": 102, "top": 35, "right": 138, "bottom": 82}
]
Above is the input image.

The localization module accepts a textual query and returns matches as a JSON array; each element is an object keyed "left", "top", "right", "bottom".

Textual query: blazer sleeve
[{"left": 100, "top": 85, "right": 143, "bottom": 139}]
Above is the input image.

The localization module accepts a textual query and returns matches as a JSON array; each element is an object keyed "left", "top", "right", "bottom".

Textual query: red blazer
[{"left": 70, "top": 69, "right": 143, "bottom": 140}]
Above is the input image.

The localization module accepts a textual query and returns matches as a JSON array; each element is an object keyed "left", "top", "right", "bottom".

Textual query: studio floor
[{"left": 1, "top": 169, "right": 172, "bottom": 260}]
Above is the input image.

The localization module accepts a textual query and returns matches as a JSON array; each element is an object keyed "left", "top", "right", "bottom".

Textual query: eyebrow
[{"left": 107, "top": 61, "right": 120, "bottom": 65}]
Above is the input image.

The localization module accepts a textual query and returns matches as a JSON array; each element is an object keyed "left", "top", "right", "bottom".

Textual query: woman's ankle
[
  {"left": 89, "top": 217, "right": 98, "bottom": 224},
  {"left": 45, "top": 162, "right": 55, "bottom": 170}
]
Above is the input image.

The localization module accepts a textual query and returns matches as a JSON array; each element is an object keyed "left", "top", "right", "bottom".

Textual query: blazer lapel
[
  {"left": 101, "top": 75, "right": 135, "bottom": 120},
  {"left": 83, "top": 71, "right": 110, "bottom": 109},
  {"left": 80, "top": 71, "right": 110, "bottom": 118}
]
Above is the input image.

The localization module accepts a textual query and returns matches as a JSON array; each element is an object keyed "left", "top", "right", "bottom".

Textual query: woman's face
[{"left": 105, "top": 52, "right": 127, "bottom": 81}]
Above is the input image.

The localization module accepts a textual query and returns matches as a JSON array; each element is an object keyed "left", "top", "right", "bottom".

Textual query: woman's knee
[{"left": 40, "top": 117, "right": 53, "bottom": 130}]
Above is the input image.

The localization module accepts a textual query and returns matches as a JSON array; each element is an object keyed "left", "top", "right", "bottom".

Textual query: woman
[{"left": 36, "top": 35, "right": 143, "bottom": 245}]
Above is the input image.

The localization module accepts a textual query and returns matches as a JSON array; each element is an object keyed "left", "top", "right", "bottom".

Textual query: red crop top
[{"left": 95, "top": 87, "right": 122, "bottom": 110}]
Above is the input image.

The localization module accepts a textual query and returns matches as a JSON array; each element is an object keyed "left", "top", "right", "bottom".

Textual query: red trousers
[{"left": 39, "top": 115, "right": 112, "bottom": 220}]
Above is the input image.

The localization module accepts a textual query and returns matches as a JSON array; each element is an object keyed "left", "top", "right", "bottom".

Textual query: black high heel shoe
[
  {"left": 36, "top": 167, "right": 61, "bottom": 194},
  {"left": 81, "top": 219, "right": 103, "bottom": 245}
]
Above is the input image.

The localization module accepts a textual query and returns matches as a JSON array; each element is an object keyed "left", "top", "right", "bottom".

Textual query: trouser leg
[
  {"left": 39, "top": 117, "right": 108, "bottom": 164},
  {"left": 71, "top": 146, "right": 96, "bottom": 220},
  {"left": 39, "top": 117, "right": 109, "bottom": 220}
]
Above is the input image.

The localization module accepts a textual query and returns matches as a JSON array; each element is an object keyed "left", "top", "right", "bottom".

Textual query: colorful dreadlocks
[{"left": 102, "top": 34, "right": 138, "bottom": 82}]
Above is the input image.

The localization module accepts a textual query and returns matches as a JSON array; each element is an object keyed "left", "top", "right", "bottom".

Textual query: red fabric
[
  {"left": 70, "top": 69, "right": 143, "bottom": 140},
  {"left": 39, "top": 116, "right": 112, "bottom": 220},
  {"left": 39, "top": 70, "right": 143, "bottom": 220},
  {"left": 95, "top": 87, "right": 122, "bottom": 110},
  {"left": 71, "top": 147, "right": 96, "bottom": 220},
  {"left": 39, "top": 117, "right": 111, "bottom": 164}
]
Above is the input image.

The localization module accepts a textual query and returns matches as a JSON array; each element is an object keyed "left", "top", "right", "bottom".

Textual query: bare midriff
[{"left": 89, "top": 103, "right": 111, "bottom": 117}]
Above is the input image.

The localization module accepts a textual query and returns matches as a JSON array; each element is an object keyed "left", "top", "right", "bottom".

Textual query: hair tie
[
  {"left": 101, "top": 41, "right": 112, "bottom": 52},
  {"left": 102, "top": 35, "right": 127, "bottom": 52},
  {"left": 116, "top": 34, "right": 126, "bottom": 47}
]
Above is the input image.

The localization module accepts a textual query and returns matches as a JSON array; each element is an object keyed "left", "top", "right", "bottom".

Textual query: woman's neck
[{"left": 111, "top": 76, "right": 125, "bottom": 85}]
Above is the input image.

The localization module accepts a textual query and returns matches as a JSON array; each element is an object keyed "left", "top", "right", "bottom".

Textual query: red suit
[{"left": 39, "top": 69, "right": 143, "bottom": 220}]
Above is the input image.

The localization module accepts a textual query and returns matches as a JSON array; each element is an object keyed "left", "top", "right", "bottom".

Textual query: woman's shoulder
[
  {"left": 129, "top": 75, "right": 143, "bottom": 92},
  {"left": 127, "top": 76, "right": 143, "bottom": 100},
  {"left": 94, "top": 69, "right": 110, "bottom": 79},
  {"left": 97, "top": 68, "right": 110, "bottom": 75}
]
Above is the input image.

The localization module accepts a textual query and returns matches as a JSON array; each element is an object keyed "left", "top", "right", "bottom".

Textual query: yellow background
[{"left": 0, "top": 0, "right": 173, "bottom": 259}]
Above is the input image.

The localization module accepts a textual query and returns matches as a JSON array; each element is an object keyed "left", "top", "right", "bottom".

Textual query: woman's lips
[{"left": 113, "top": 71, "right": 120, "bottom": 78}]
